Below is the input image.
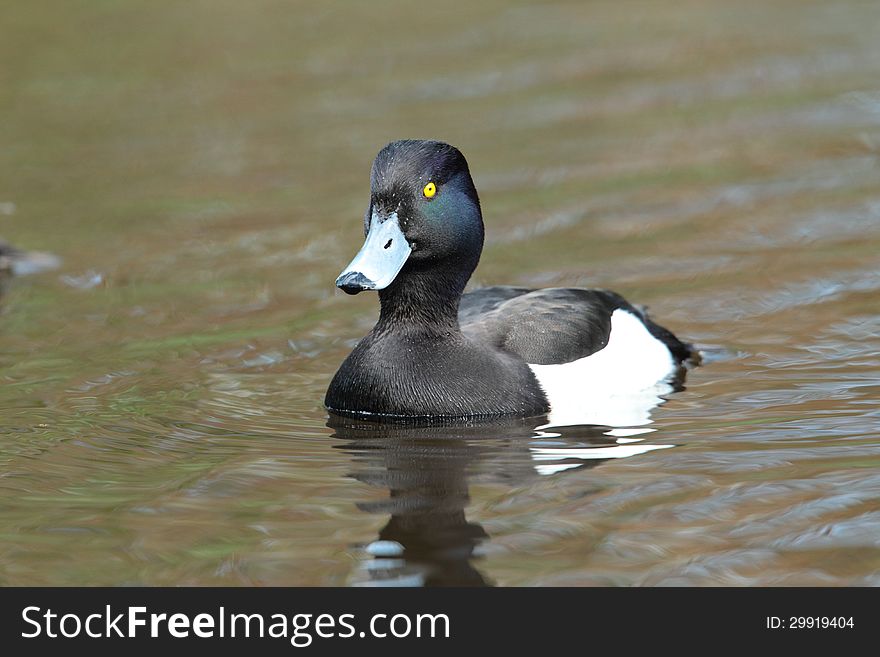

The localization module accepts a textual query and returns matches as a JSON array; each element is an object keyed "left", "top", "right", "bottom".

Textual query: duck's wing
[
  {"left": 460, "top": 287, "right": 614, "bottom": 365},
  {"left": 457, "top": 286, "right": 534, "bottom": 323},
  {"left": 460, "top": 286, "right": 696, "bottom": 366}
]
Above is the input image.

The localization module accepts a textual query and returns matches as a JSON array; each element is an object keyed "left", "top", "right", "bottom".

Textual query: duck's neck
[{"left": 376, "top": 267, "right": 466, "bottom": 335}]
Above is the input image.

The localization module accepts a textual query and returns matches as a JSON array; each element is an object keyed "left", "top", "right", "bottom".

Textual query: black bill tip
[{"left": 335, "top": 271, "right": 372, "bottom": 295}]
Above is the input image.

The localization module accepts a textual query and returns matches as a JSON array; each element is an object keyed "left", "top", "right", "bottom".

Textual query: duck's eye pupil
[{"left": 423, "top": 182, "right": 436, "bottom": 199}]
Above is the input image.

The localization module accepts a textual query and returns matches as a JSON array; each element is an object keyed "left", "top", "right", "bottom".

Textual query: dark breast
[{"left": 324, "top": 329, "right": 549, "bottom": 420}]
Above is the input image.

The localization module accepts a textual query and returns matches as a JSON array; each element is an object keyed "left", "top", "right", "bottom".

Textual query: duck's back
[{"left": 459, "top": 286, "right": 696, "bottom": 366}]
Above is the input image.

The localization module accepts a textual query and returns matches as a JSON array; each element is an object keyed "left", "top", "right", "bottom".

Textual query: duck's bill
[{"left": 335, "top": 211, "right": 412, "bottom": 295}]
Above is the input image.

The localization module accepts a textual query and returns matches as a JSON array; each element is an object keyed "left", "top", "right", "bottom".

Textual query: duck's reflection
[{"left": 330, "top": 403, "right": 675, "bottom": 587}]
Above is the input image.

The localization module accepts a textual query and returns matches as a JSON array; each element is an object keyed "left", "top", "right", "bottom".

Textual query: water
[{"left": 1, "top": 0, "right": 879, "bottom": 586}]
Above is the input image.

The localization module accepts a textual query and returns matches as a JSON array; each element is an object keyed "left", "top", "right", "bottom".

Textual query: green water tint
[{"left": 1, "top": 0, "right": 880, "bottom": 585}]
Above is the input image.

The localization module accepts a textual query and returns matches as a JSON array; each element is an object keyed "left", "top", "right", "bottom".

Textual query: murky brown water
[{"left": 1, "top": 0, "right": 879, "bottom": 586}]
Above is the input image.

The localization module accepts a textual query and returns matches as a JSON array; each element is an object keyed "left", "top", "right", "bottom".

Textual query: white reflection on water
[{"left": 530, "top": 381, "right": 677, "bottom": 475}]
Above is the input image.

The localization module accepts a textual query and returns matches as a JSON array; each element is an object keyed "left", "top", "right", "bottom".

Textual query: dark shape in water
[{"left": 0, "top": 239, "right": 61, "bottom": 301}]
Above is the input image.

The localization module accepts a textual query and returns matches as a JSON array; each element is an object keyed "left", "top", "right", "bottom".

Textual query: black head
[{"left": 336, "top": 140, "right": 484, "bottom": 302}]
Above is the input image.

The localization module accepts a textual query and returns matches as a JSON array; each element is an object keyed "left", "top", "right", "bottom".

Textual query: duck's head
[{"left": 335, "top": 140, "right": 483, "bottom": 297}]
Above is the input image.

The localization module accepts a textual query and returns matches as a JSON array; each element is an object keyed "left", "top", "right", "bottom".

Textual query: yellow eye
[{"left": 423, "top": 182, "right": 436, "bottom": 199}]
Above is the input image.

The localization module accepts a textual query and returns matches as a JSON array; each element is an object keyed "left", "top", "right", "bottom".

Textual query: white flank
[{"left": 528, "top": 309, "right": 677, "bottom": 429}]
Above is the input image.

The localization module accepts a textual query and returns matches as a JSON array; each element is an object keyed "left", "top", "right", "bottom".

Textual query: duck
[
  {"left": 325, "top": 140, "right": 699, "bottom": 421},
  {"left": 0, "top": 239, "right": 60, "bottom": 277}
]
